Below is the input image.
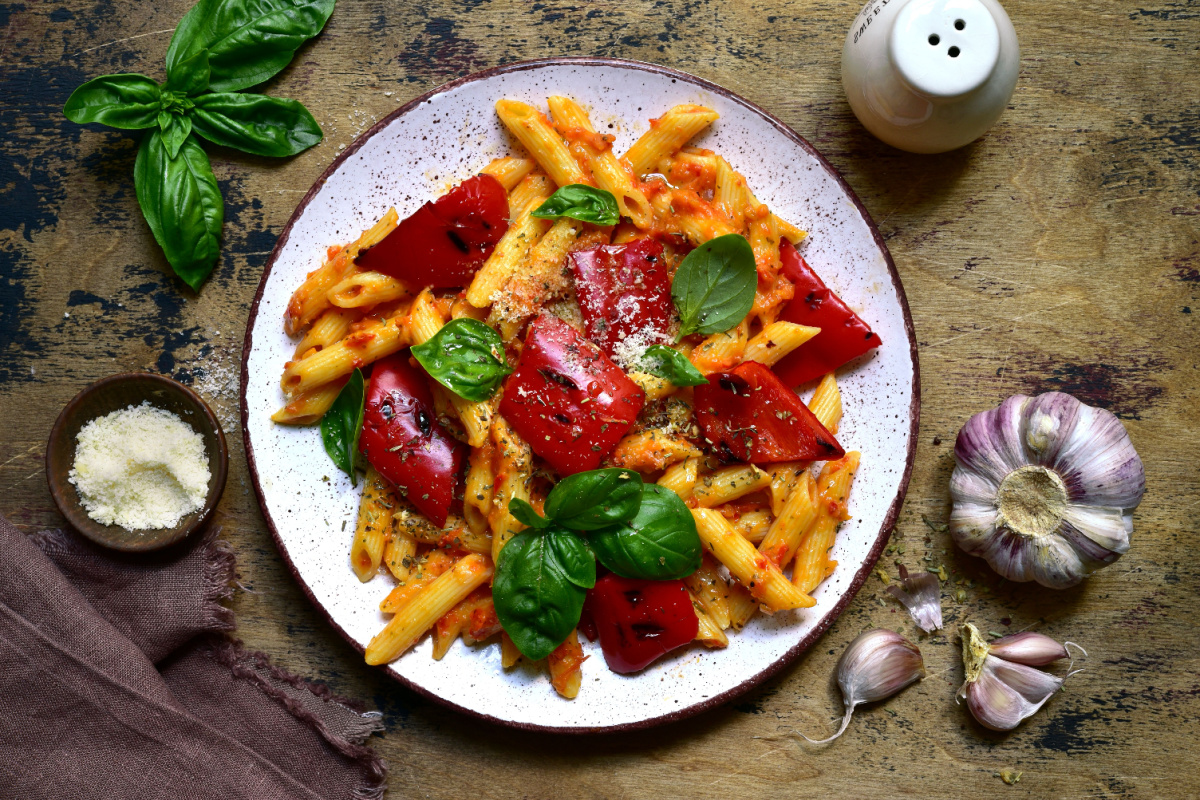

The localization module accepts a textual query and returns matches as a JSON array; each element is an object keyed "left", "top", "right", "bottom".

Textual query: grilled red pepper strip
[
  {"left": 498, "top": 313, "right": 645, "bottom": 476},
  {"left": 771, "top": 239, "right": 881, "bottom": 388},
  {"left": 354, "top": 173, "right": 509, "bottom": 289},
  {"left": 359, "top": 353, "right": 465, "bottom": 526},
  {"left": 585, "top": 574, "right": 698, "bottom": 674},
  {"left": 694, "top": 361, "right": 844, "bottom": 463},
  {"left": 568, "top": 238, "right": 675, "bottom": 360}
]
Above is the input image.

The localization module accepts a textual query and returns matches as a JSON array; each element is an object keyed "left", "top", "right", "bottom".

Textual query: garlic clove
[
  {"left": 1049, "top": 400, "right": 1145, "bottom": 509},
  {"left": 885, "top": 565, "right": 943, "bottom": 633},
  {"left": 987, "top": 631, "right": 1068, "bottom": 666},
  {"left": 1060, "top": 503, "right": 1132, "bottom": 556},
  {"left": 949, "top": 465, "right": 1000, "bottom": 506},
  {"left": 953, "top": 395, "right": 1028, "bottom": 486},
  {"left": 1021, "top": 392, "right": 1082, "bottom": 465},
  {"left": 1029, "top": 533, "right": 1089, "bottom": 589},
  {"left": 963, "top": 657, "right": 1062, "bottom": 731}
]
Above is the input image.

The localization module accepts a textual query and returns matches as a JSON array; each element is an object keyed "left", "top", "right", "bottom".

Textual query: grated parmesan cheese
[{"left": 68, "top": 402, "right": 211, "bottom": 531}]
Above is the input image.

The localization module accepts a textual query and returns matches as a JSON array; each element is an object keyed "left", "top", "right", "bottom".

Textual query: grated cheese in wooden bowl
[{"left": 67, "top": 402, "right": 211, "bottom": 531}]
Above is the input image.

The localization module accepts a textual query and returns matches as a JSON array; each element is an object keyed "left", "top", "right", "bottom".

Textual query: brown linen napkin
[{"left": 0, "top": 514, "right": 386, "bottom": 799}]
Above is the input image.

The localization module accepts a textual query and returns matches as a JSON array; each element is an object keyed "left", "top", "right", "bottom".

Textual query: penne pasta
[
  {"left": 548, "top": 629, "right": 586, "bottom": 699},
  {"left": 285, "top": 208, "right": 399, "bottom": 336},
  {"left": 383, "top": 528, "right": 418, "bottom": 582},
  {"left": 547, "top": 95, "right": 653, "bottom": 228},
  {"left": 625, "top": 371, "right": 677, "bottom": 402},
  {"left": 481, "top": 156, "right": 537, "bottom": 191},
  {"left": 327, "top": 270, "right": 411, "bottom": 309},
  {"left": 495, "top": 99, "right": 591, "bottom": 189},
  {"left": 792, "top": 453, "right": 860, "bottom": 593},
  {"left": 281, "top": 311, "right": 411, "bottom": 397},
  {"left": 690, "top": 321, "right": 749, "bottom": 374},
  {"left": 713, "top": 156, "right": 747, "bottom": 231},
  {"left": 293, "top": 307, "right": 361, "bottom": 359},
  {"left": 772, "top": 214, "right": 807, "bottom": 245},
  {"left": 270, "top": 376, "right": 347, "bottom": 425},
  {"left": 683, "top": 556, "right": 732, "bottom": 630},
  {"left": 743, "top": 322, "right": 822, "bottom": 368},
  {"left": 351, "top": 467, "right": 396, "bottom": 582},
  {"left": 365, "top": 554, "right": 494, "bottom": 665},
  {"left": 623, "top": 104, "right": 719, "bottom": 176},
  {"left": 393, "top": 507, "right": 492, "bottom": 556},
  {"left": 692, "top": 594, "right": 729, "bottom": 648},
  {"left": 734, "top": 510, "right": 773, "bottom": 544},
  {"left": 693, "top": 464, "right": 772, "bottom": 508},
  {"left": 758, "top": 471, "right": 819, "bottom": 570},
  {"left": 658, "top": 456, "right": 701, "bottom": 501},
  {"left": 488, "top": 415, "right": 533, "bottom": 563},
  {"left": 809, "top": 372, "right": 843, "bottom": 434},
  {"left": 767, "top": 461, "right": 809, "bottom": 515},
  {"left": 608, "top": 430, "right": 702, "bottom": 473},
  {"left": 692, "top": 508, "right": 815, "bottom": 612},
  {"left": 378, "top": 550, "right": 454, "bottom": 614},
  {"left": 466, "top": 176, "right": 555, "bottom": 309}
]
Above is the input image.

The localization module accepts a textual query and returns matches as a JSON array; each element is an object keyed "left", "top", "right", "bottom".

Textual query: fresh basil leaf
[
  {"left": 544, "top": 468, "right": 643, "bottom": 531},
  {"left": 587, "top": 484, "right": 702, "bottom": 580},
  {"left": 133, "top": 131, "right": 223, "bottom": 291},
  {"left": 63, "top": 74, "right": 161, "bottom": 129},
  {"left": 493, "top": 529, "right": 590, "bottom": 660},
  {"left": 159, "top": 113, "right": 194, "bottom": 159},
  {"left": 671, "top": 233, "right": 757, "bottom": 338},
  {"left": 410, "top": 318, "right": 511, "bottom": 402},
  {"left": 532, "top": 184, "right": 620, "bottom": 226},
  {"left": 166, "top": 0, "right": 336, "bottom": 93},
  {"left": 190, "top": 93, "right": 323, "bottom": 157},
  {"left": 547, "top": 527, "right": 597, "bottom": 589},
  {"left": 509, "top": 498, "right": 550, "bottom": 530},
  {"left": 640, "top": 344, "right": 709, "bottom": 386},
  {"left": 319, "top": 368, "right": 365, "bottom": 486},
  {"left": 165, "top": 49, "right": 211, "bottom": 96}
]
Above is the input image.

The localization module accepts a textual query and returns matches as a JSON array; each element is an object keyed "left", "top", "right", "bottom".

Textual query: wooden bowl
[{"left": 46, "top": 373, "right": 228, "bottom": 552}]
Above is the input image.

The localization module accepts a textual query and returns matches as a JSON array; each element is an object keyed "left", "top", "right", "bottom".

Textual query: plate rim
[{"left": 239, "top": 55, "right": 921, "bottom": 735}]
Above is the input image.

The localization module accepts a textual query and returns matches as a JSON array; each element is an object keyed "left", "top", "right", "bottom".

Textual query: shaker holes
[
  {"left": 929, "top": 33, "right": 940, "bottom": 45},
  {"left": 948, "top": 46, "right": 961, "bottom": 57},
  {"left": 955, "top": 18, "right": 966, "bottom": 29}
]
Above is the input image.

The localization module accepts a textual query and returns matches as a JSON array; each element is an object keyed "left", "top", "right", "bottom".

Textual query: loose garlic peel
[{"left": 950, "top": 392, "right": 1145, "bottom": 589}]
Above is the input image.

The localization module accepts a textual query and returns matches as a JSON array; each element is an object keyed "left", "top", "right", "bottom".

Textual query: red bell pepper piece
[
  {"left": 354, "top": 174, "right": 509, "bottom": 289},
  {"left": 359, "top": 353, "right": 465, "bottom": 526},
  {"left": 498, "top": 314, "right": 645, "bottom": 476},
  {"left": 694, "top": 361, "right": 844, "bottom": 463},
  {"left": 772, "top": 239, "right": 881, "bottom": 387},
  {"left": 567, "top": 238, "right": 675, "bottom": 360},
  {"left": 585, "top": 574, "right": 698, "bottom": 674}
]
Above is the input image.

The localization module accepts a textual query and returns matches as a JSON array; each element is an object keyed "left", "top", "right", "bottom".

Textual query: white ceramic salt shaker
[{"left": 842, "top": 0, "right": 1020, "bottom": 153}]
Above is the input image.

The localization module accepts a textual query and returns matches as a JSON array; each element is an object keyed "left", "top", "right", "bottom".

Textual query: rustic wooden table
[{"left": 2, "top": 1, "right": 1196, "bottom": 797}]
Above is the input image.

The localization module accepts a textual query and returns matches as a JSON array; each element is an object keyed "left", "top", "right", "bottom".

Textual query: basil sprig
[
  {"left": 639, "top": 344, "right": 709, "bottom": 386},
  {"left": 671, "top": 233, "right": 757, "bottom": 339},
  {"left": 63, "top": 0, "right": 334, "bottom": 291},
  {"left": 492, "top": 467, "right": 702, "bottom": 659},
  {"left": 532, "top": 184, "right": 620, "bottom": 226},
  {"left": 587, "top": 484, "right": 702, "bottom": 580},
  {"left": 320, "top": 368, "right": 365, "bottom": 486},
  {"left": 410, "top": 318, "right": 512, "bottom": 402},
  {"left": 493, "top": 527, "right": 596, "bottom": 661}
]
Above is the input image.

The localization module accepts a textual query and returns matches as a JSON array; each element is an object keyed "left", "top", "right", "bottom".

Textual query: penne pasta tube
[
  {"left": 725, "top": 579, "right": 760, "bottom": 630},
  {"left": 270, "top": 377, "right": 347, "bottom": 425},
  {"left": 713, "top": 156, "right": 747, "bottom": 231},
  {"left": 692, "top": 508, "right": 815, "bottom": 612},
  {"left": 626, "top": 371, "right": 677, "bottom": 402},
  {"left": 623, "top": 104, "right": 719, "bottom": 176},
  {"left": 758, "top": 471, "right": 819, "bottom": 570},
  {"left": 772, "top": 214, "right": 807, "bottom": 245},
  {"left": 481, "top": 156, "right": 537, "bottom": 191},
  {"left": 548, "top": 629, "right": 586, "bottom": 699},
  {"left": 351, "top": 467, "right": 396, "bottom": 582},
  {"left": 495, "top": 99, "right": 591, "bottom": 189},
  {"left": 327, "top": 271, "right": 412, "bottom": 309},
  {"left": 683, "top": 556, "right": 732, "bottom": 630},
  {"left": 792, "top": 453, "right": 860, "bottom": 593},
  {"left": 393, "top": 507, "right": 492, "bottom": 556},
  {"left": 466, "top": 178, "right": 555, "bottom": 309},
  {"left": 689, "top": 321, "right": 749, "bottom": 375},
  {"left": 487, "top": 217, "right": 584, "bottom": 333},
  {"left": 488, "top": 415, "right": 533, "bottom": 563},
  {"left": 692, "top": 594, "right": 729, "bottom": 648},
  {"left": 365, "top": 554, "right": 494, "bottom": 665},
  {"left": 547, "top": 95, "right": 653, "bottom": 228},
  {"left": 743, "top": 322, "right": 822, "bottom": 368},
  {"left": 658, "top": 456, "right": 700, "bottom": 501},
  {"left": 383, "top": 528, "right": 418, "bottom": 582},
  {"left": 609, "top": 430, "right": 702, "bottom": 473},
  {"left": 378, "top": 550, "right": 455, "bottom": 614},
  {"left": 285, "top": 208, "right": 399, "bottom": 336},
  {"left": 734, "top": 510, "right": 773, "bottom": 544},
  {"left": 693, "top": 464, "right": 772, "bottom": 508},
  {"left": 501, "top": 632, "right": 523, "bottom": 668},
  {"left": 808, "top": 372, "right": 843, "bottom": 434},
  {"left": 767, "top": 461, "right": 809, "bottom": 516},
  {"left": 281, "top": 312, "right": 410, "bottom": 397},
  {"left": 293, "top": 307, "right": 361, "bottom": 359}
]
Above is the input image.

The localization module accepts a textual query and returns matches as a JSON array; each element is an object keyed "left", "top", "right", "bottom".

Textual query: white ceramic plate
[{"left": 241, "top": 58, "right": 919, "bottom": 733}]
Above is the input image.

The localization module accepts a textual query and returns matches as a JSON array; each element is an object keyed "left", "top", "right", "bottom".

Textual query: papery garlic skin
[
  {"left": 803, "top": 628, "right": 925, "bottom": 744},
  {"left": 950, "top": 392, "right": 1145, "bottom": 589},
  {"left": 885, "top": 564, "right": 943, "bottom": 632}
]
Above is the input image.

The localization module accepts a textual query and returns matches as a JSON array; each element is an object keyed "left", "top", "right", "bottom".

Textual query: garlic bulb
[
  {"left": 958, "top": 622, "right": 1084, "bottom": 731},
  {"left": 950, "top": 392, "right": 1145, "bottom": 589},
  {"left": 885, "top": 564, "right": 943, "bottom": 633},
  {"left": 802, "top": 628, "right": 925, "bottom": 744}
]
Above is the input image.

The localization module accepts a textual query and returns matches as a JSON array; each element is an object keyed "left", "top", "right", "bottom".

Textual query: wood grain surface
[{"left": 2, "top": 1, "right": 1197, "bottom": 797}]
